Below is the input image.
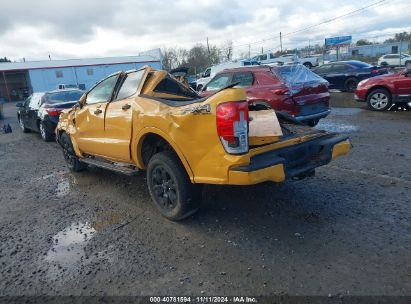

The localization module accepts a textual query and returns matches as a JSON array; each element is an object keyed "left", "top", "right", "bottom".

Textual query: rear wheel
[
  {"left": 18, "top": 116, "right": 30, "bottom": 133},
  {"left": 344, "top": 78, "right": 359, "bottom": 92},
  {"left": 366, "top": 88, "right": 392, "bottom": 111},
  {"left": 39, "top": 121, "right": 54, "bottom": 142},
  {"left": 60, "top": 132, "right": 87, "bottom": 172},
  {"left": 147, "top": 151, "right": 201, "bottom": 221},
  {"left": 196, "top": 84, "right": 203, "bottom": 91}
]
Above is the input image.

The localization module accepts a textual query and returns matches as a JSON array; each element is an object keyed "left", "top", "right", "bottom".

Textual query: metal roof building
[{"left": 0, "top": 49, "right": 162, "bottom": 101}]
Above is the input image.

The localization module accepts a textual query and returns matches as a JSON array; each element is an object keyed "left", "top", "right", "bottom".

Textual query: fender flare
[{"left": 133, "top": 127, "right": 195, "bottom": 182}]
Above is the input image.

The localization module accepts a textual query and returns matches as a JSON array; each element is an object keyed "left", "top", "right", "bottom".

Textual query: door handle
[
  {"left": 94, "top": 109, "right": 102, "bottom": 115},
  {"left": 122, "top": 104, "right": 131, "bottom": 110}
]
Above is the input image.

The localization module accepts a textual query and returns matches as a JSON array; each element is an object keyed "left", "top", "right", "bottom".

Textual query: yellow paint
[
  {"left": 57, "top": 66, "right": 351, "bottom": 186},
  {"left": 228, "top": 164, "right": 286, "bottom": 185},
  {"left": 332, "top": 140, "right": 351, "bottom": 159}
]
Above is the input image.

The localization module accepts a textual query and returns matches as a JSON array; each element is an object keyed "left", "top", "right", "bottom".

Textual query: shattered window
[
  {"left": 116, "top": 70, "right": 144, "bottom": 100},
  {"left": 154, "top": 75, "right": 199, "bottom": 99}
]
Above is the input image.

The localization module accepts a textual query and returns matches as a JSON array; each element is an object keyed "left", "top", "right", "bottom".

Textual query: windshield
[{"left": 43, "top": 90, "right": 83, "bottom": 104}]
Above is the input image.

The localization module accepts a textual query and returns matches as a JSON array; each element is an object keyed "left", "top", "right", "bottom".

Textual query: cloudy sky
[{"left": 0, "top": 0, "right": 410, "bottom": 61}]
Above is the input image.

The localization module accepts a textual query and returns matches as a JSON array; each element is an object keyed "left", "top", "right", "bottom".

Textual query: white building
[{"left": 0, "top": 49, "right": 162, "bottom": 101}]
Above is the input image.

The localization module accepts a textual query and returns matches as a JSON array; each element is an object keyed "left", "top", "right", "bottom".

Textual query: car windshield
[
  {"left": 274, "top": 64, "right": 327, "bottom": 85},
  {"left": 43, "top": 91, "right": 83, "bottom": 104}
]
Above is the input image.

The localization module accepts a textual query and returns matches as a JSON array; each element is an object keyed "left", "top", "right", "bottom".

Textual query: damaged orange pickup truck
[{"left": 56, "top": 66, "right": 351, "bottom": 221}]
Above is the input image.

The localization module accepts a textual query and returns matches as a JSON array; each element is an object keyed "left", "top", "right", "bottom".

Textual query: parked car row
[{"left": 196, "top": 60, "right": 411, "bottom": 113}]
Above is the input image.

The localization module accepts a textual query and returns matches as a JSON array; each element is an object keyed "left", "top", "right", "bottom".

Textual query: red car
[
  {"left": 199, "top": 65, "right": 330, "bottom": 126},
  {"left": 355, "top": 68, "right": 411, "bottom": 111}
]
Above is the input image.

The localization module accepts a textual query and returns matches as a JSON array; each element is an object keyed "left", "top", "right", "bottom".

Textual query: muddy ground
[{"left": 0, "top": 99, "right": 410, "bottom": 297}]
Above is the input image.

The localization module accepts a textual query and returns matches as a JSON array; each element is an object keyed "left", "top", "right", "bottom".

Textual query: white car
[
  {"left": 252, "top": 53, "right": 299, "bottom": 65},
  {"left": 300, "top": 55, "right": 321, "bottom": 68},
  {"left": 378, "top": 54, "right": 411, "bottom": 67}
]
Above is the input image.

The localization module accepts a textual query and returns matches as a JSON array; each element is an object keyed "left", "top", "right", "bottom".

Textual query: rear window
[
  {"left": 43, "top": 90, "right": 83, "bottom": 104},
  {"left": 154, "top": 75, "right": 199, "bottom": 99},
  {"left": 274, "top": 65, "right": 327, "bottom": 85}
]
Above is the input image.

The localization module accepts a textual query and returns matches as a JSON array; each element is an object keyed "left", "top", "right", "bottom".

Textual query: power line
[{"left": 231, "top": 0, "right": 387, "bottom": 49}]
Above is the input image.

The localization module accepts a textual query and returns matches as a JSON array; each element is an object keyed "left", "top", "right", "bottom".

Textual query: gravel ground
[{"left": 0, "top": 101, "right": 410, "bottom": 298}]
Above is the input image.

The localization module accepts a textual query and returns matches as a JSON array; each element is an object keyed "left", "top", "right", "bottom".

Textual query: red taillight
[
  {"left": 46, "top": 108, "right": 62, "bottom": 116},
  {"left": 216, "top": 101, "right": 249, "bottom": 154}
]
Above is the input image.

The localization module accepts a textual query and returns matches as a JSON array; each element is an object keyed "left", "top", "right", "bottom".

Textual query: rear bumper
[
  {"left": 295, "top": 109, "right": 331, "bottom": 122},
  {"left": 41, "top": 116, "right": 58, "bottom": 134},
  {"left": 228, "top": 135, "right": 351, "bottom": 185}
]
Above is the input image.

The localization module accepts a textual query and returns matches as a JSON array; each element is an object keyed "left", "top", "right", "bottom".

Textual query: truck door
[
  {"left": 74, "top": 74, "right": 119, "bottom": 156},
  {"left": 103, "top": 70, "right": 145, "bottom": 162}
]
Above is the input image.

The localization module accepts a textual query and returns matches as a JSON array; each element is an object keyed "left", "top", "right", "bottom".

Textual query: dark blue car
[{"left": 312, "top": 60, "right": 387, "bottom": 92}]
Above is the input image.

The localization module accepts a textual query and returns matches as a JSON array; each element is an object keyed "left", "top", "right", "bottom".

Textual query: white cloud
[{"left": 0, "top": 0, "right": 410, "bottom": 61}]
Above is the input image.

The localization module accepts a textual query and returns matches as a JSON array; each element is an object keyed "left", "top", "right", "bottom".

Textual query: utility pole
[
  {"left": 280, "top": 32, "right": 283, "bottom": 53},
  {"left": 261, "top": 47, "right": 263, "bottom": 54},
  {"left": 409, "top": 31, "right": 411, "bottom": 54},
  {"left": 248, "top": 44, "right": 251, "bottom": 58},
  {"left": 206, "top": 37, "right": 210, "bottom": 54}
]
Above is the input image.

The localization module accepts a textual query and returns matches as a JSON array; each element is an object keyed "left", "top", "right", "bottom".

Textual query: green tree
[{"left": 356, "top": 39, "right": 373, "bottom": 46}]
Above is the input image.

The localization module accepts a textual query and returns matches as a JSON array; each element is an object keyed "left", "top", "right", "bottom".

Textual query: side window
[
  {"left": 331, "top": 64, "right": 351, "bottom": 73},
  {"left": 203, "top": 68, "right": 211, "bottom": 78},
  {"left": 205, "top": 74, "right": 232, "bottom": 91},
  {"left": 86, "top": 75, "right": 118, "bottom": 105},
  {"left": 260, "top": 54, "right": 267, "bottom": 61},
  {"left": 315, "top": 65, "right": 331, "bottom": 73},
  {"left": 232, "top": 72, "right": 254, "bottom": 87},
  {"left": 269, "top": 53, "right": 276, "bottom": 59},
  {"left": 116, "top": 70, "right": 144, "bottom": 100}
]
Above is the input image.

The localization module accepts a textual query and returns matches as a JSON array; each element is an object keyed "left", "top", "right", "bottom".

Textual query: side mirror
[{"left": 16, "top": 102, "right": 23, "bottom": 107}]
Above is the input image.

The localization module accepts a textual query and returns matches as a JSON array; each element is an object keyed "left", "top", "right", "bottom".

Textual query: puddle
[
  {"left": 46, "top": 222, "right": 96, "bottom": 268},
  {"left": 316, "top": 120, "right": 359, "bottom": 133},
  {"left": 330, "top": 108, "right": 363, "bottom": 116}
]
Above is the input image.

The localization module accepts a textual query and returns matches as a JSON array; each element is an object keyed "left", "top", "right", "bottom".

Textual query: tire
[
  {"left": 18, "top": 116, "right": 30, "bottom": 133},
  {"left": 366, "top": 88, "right": 392, "bottom": 111},
  {"left": 196, "top": 84, "right": 203, "bottom": 91},
  {"left": 60, "top": 132, "right": 87, "bottom": 172},
  {"left": 147, "top": 151, "right": 201, "bottom": 221},
  {"left": 39, "top": 121, "right": 54, "bottom": 142},
  {"left": 303, "top": 62, "right": 313, "bottom": 69},
  {"left": 344, "top": 78, "right": 359, "bottom": 92}
]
